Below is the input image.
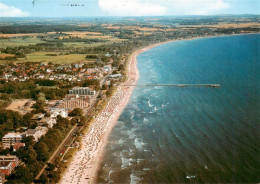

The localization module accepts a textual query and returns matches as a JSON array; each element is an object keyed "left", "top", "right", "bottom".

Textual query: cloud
[
  {"left": 98, "top": 0, "right": 229, "bottom": 16},
  {"left": 164, "top": 0, "right": 229, "bottom": 15},
  {"left": 98, "top": 0, "right": 167, "bottom": 16},
  {"left": 0, "top": 3, "right": 29, "bottom": 17}
]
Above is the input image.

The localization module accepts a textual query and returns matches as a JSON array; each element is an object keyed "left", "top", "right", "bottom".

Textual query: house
[
  {"left": 109, "top": 74, "right": 122, "bottom": 79},
  {"left": 50, "top": 109, "right": 68, "bottom": 118},
  {"left": 74, "top": 64, "right": 84, "bottom": 68},
  {"left": 12, "top": 143, "right": 25, "bottom": 152},
  {"left": 38, "top": 118, "right": 56, "bottom": 128},
  {"left": 86, "top": 68, "right": 96, "bottom": 74},
  {"left": 31, "top": 113, "right": 44, "bottom": 120},
  {"left": 1, "top": 133, "right": 22, "bottom": 149},
  {"left": 103, "top": 65, "right": 112, "bottom": 72},
  {"left": 105, "top": 53, "right": 112, "bottom": 57},
  {"left": 46, "top": 69, "right": 53, "bottom": 73},
  {"left": 23, "top": 127, "right": 48, "bottom": 142}
]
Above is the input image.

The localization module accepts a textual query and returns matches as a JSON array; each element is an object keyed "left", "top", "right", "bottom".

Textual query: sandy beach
[{"left": 59, "top": 42, "right": 167, "bottom": 184}]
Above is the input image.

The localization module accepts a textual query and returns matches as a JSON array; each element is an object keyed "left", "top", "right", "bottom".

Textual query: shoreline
[
  {"left": 59, "top": 39, "right": 165, "bottom": 184},
  {"left": 59, "top": 33, "right": 254, "bottom": 184}
]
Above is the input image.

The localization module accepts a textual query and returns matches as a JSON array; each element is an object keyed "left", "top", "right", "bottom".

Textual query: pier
[{"left": 123, "top": 84, "right": 221, "bottom": 88}]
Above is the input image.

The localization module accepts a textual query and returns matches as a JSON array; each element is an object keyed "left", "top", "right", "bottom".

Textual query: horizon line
[{"left": 0, "top": 14, "right": 260, "bottom": 19}]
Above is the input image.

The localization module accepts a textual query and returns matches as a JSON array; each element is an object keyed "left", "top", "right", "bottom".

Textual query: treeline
[
  {"left": 0, "top": 78, "right": 104, "bottom": 106},
  {"left": 0, "top": 81, "right": 68, "bottom": 100},
  {"left": 0, "top": 110, "right": 37, "bottom": 139},
  {"left": 0, "top": 25, "right": 109, "bottom": 34},
  {"left": 215, "top": 27, "right": 260, "bottom": 34},
  {"left": 48, "top": 37, "right": 108, "bottom": 44},
  {"left": 35, "top": 79, "right": 57, "bottom": 87}
]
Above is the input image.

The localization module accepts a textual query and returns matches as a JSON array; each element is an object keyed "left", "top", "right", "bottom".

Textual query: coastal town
[
  {"left": 0, "top": 52, "right": 125, "bottom": 183},
  {"left": 0, "top": 15, "right": 259, "bottom": 184}
]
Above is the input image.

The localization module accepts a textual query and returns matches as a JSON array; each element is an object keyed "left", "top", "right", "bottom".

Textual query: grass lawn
[{"left": 0, "top": 37, "right": 45, "bottom": 48}]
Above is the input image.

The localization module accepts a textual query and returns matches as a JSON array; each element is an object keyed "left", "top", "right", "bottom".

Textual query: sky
[{"left": 0, "top": 0, "right": 259, "bottom": 17}]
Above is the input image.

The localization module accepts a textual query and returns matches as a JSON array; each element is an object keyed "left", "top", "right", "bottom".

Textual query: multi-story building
[
  {"left": 0, "top": 155, "right": 20, "bottom": 168},
  {"left": 69, "top": 87, "right": 96, "bottom": 96},
  {"left": 1, "top": 133, "right": 22, "bottom": 149},
  {"left": 23, "top": 127, "right": 48, "bottom": 142},
  {"left": 38, "top": 118, "right": 57, "bottom": 128},
  {"left": 0, "top": 155, "right": 20, "bottom": 181},
  {"left": 50, "top": 108, "right": 68, "bottom": 118},
  {"left": 0, "top": 162, "right": 13, "bottom": 176}
]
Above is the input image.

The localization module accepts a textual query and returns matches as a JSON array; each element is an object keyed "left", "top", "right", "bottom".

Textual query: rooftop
[
  {"left": 2, "top": 133, "right": 22, "bottom": 139},
  {"left": 13, "top": 143, "right": 25, "bottom": 149},
  {"left": 25, "top": 129, "right": 37, "bottom": 135},
  {"left": 0, "top": 155, "right": 18, "bottom": 159},
  {"left": 0, "top": 162, "right": 12, "bottom": 168},
  {"left": 39, "top": 117, "right": 51, "bottom": 123}
]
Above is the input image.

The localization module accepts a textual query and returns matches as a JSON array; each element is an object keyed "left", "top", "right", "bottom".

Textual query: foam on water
[{"left": 97, "top": 34, "right": 260, "bottom": 183}]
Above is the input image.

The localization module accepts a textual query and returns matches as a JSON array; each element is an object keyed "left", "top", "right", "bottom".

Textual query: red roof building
[{"left": 12, "top": 143, "right": 25, "bottom": 152}]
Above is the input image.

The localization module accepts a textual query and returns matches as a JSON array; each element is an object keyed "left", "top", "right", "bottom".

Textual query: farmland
[
  {"left": 18, "top": 52, "right": 91, "bottom": 64},
  {"left": 0, "top": 37, "right": 45, "bottom": 48}
]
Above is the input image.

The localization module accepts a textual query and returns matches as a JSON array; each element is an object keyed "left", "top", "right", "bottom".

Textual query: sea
[{"left": 97, "top": 34, "right": 260, "bottom": 183}]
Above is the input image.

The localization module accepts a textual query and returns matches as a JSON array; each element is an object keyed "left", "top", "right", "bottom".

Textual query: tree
[
  {"left": 27, "top": 145, "right": 37, "bottom": 164},
  {"left": 118, "top": 64, "right": 124, "bottom": 71},
  {"left": 46, "top": 163, "right": 55, "bottom": 172},
  {"left": 22, "top": 136, "right": 35, "bottom": 148},
  {"left": 7, "top": 166, "right": 33, "bottom": 184},
  {"left": 79, "top": 116, "right": 87, "bottom": 126},
  {"left": 68, "top": 108, "right": 83, "bottom": 117},
  {"left": 34, "top": 142, "right": 49, "bottom": 162},
  {"left": 45, "top": 112, "right": 51, "bottom": 117},
  {"left": 36, "top": 93, "right": 46, "bottom": 106},
  {"left": 70, "top": 117, "right": 78, "bottom": 125},
  {"left": 36, "top": 173, "right": 48, "bottom": 184}
]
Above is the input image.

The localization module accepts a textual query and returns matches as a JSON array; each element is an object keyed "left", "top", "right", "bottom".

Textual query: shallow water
[{"left": 97, "top": 34, "right": 260, "bottom": 183}]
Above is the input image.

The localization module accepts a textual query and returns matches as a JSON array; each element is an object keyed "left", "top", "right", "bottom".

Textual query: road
[
  {"left": 35, "top": 124, "right": 78, "bottom": 180},
  {"left": 35, "top": 97, "right": 101, "bottom": 181},
  {"left": 34, "top": 77, "right": 106, "bottom": 181}
]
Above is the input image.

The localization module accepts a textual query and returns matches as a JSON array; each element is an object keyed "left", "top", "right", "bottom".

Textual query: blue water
[{"left": 97, "top": 34, "right": 260, "bottom": 183}]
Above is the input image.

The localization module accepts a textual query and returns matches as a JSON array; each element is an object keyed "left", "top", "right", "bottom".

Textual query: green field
[
  {"left": 0, "top": 37, "right": 45, "bottom": 48},
  {"left": 18, "top": 52, "right": 90, "bottom": 64},
  {"left": 0, "top": 52, "right": 91, "bottom": 64}
]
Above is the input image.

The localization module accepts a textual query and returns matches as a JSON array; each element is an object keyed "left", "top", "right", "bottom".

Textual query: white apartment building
[
  {"left": 50, "top": 108, "right": 68, "bottom": 118},
  {"left": 23, "top": 127, "right": 48, "bottom": 142},
  {"left": 69, "top": 87, "right": 96, "bottom": 96},
  {"left": 38, "top": 118, "right": 57, "bottom": 128},
  {"left": 1, "top": 133, "right": 22, "bottom": 149}
]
